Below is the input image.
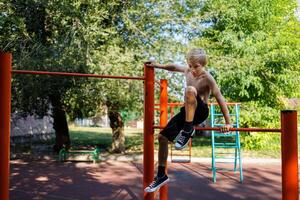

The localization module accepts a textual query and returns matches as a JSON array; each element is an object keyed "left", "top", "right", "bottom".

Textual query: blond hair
[{"left": 186, "top": 48, "right": 207, "bottom": 66}]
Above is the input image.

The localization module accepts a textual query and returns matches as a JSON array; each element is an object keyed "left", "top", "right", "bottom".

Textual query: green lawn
[
  {"left": 69, "top": 126, "right": 144, "bottom": 152},
  {"left": 69, "top": 126, "right": 293, "bottom": 158}
]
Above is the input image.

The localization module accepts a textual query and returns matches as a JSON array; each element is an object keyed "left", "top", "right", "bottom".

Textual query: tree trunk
[
  {"left": 51, "top": 96, "right": 70, "bottom": 153},
  {"left": 108, "top": 111, "right": 125, "bottom": 153}
]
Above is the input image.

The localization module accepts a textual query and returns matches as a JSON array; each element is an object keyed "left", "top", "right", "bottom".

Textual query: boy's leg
[
  {"left": 184, "top": 86, "right": 198, "bottom": 123},
  {"left": 145, "top": 110, "right": 185, "bottom": 193},
  {"left": 175, "top": 86, "right": 197, "bottom": 150},
  {"left": 144, "top": 134, "right": 170, "bottom": 193},
  {"left": 157, "top": 134, "right": 169, "bottom": 176}
]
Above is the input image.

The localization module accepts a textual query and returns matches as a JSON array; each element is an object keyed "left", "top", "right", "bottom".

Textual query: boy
[{"left": 144, "top": 48, "right": 232, "bottom": 193}]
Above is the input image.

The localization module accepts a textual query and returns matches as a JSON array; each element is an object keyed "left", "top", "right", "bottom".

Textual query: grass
[
  {"left": 68, "top": 126, "right": 292, "bottom": 158},
  {"left": 11, "top": 126, "right": 291, "bottom": 160},
  {"left": 69, "top": 126, "right": 144, "bottom": 152}
]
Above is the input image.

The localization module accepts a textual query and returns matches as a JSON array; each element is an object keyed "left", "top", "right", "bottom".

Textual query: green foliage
[
  {"left": 239, "top": 102, "right": 281, "bottom": 128},
  {"left": 241, "top": 133, "right": 280, "bottom": 151},
  {"left": 1, "top": 0, "right": 299, "bottom": 132},
  {"left": 190, "top": 0, "right": 300, "bottom": 129},
  {"left": 1, "top": 0, "right": 146, "bottom": 120}
]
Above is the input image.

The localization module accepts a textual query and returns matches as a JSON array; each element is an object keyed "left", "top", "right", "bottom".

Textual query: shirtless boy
[{"left": 144, "top": 48, "right": 232, "bottom": 193}]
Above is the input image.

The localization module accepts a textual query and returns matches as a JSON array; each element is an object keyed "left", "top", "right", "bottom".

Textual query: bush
[
  {"left": 238, "top": 101, "right": 281, "bottom": 150},
  {"left": 239, "top": 101, "right": 280, "bottom": 129},
  {"left": 241, "top": 132, "right": 280, "bottom": 150}
]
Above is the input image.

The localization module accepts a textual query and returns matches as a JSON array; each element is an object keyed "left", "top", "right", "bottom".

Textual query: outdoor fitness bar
[
  {"left": 12, "top": 69, "right": 145, "bottom": 80},
  {"left": 0, "top": 52, "right": 298, "bottom": 200},
  {"left": 0, "top": 53, "right": 12, "bottom": 200},
  {"left": 159, "top": 79, "right": 168, "bottom": 200}
]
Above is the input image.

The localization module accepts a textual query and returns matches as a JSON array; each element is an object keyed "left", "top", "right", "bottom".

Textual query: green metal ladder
[{"left": 210, "top": 103, "right": 243, "bottom": 182}]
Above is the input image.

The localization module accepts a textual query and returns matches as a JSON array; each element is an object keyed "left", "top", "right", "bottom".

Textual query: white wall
[{"left": 11, "top": 113, "right": 54, "bottom": 137}]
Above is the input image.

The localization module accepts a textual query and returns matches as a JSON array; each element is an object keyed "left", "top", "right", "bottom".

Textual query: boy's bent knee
[
  {"left": 185, "top": 86, "right": 197, "bottom": 98},
  {"left": 185, "top": 87, "right": 197, "bottom": 103},
  {"left": 186, "top": 86, "right": 197, "bottom": 93}
]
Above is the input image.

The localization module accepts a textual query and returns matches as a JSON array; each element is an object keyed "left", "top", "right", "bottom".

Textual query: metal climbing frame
[
  {"left": 1, "top": 55, "right": 298, "bottom": 200},
  {"left": 210, "top": 103, "right": 243, "bottom": 182}
]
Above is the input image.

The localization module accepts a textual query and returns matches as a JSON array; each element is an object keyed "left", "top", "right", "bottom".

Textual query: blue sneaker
[{"left": 174, "top": 128, "right": 195, "bottom": 150}]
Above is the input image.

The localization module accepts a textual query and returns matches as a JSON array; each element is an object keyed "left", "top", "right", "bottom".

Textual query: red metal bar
[
  {"left": 168, "top": 102, "right": 184, "bottom": 107},
  {"left": 159, "top": 79, "right": 168, "bottom": 200},
  {"left": 0, "top": 52, "right": 12, "bottom": 200},
  {"left": 143, "top": 65, "right": 155, "bottom": 200},
  {"left": 153, "top": 126, "right": 281, "bottom": 132},
  {"left": 157, "top": 102, "right": 242, "bottom": 107},
  {"left": 209, "top": 102, "right": 241, "bottom": 105},
  {"left": 12, "top": 69, "right": 145, "bottom": 80},
  {"left": 281, "top": 110, "right": 298, "bottom": 200}
]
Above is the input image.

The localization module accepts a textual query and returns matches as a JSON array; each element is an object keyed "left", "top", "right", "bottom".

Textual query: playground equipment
[
  {"left": 156, "top": 83, "right": 243, "bottom": 181},
  {"left": 0, "top": 52, "right": 298, "bottom": 200},
  {"left": 210, "top": 103, "right": 243, "bottom": 182},
  {"left": 58, "top": 147, "right": 101, "bottom": 163},
  {"left": 154, "top": 77, "right": 298, "bottom": 200}
]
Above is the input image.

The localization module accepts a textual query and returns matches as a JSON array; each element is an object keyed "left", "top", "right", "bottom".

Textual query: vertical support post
[
  {"left": 143, "top": 64, "right": 155, "bottom": 200},
  {"left": 159, "top": 79, "right": 168, "bottom": 200},
  {"left": 281, "top": 110, "right": 298, "bottom": 200},
  {"left": 0, "top": 52, "right": 12, "bottom": 200}
]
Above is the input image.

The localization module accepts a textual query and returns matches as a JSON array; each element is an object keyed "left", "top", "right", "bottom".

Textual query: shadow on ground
[{"left": 10, "top": 156, "right": 283, "bottom": 200}]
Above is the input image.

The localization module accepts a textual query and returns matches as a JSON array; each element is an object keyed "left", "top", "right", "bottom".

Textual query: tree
[
  {"left": 1, "top": 0, "right": 137, "bottom": 152},
  {"left": 189, "top": 0, "right": 300, "bottom": 126}
]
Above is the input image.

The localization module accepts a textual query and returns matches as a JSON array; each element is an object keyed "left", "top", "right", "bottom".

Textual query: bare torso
[{"left": 185, "top": 69, "right": 212, "bottom": 103}]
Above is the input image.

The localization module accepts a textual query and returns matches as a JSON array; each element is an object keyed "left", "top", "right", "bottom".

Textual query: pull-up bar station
[{"left": 0, "top": 52, "right": 298, "bottom": 200}]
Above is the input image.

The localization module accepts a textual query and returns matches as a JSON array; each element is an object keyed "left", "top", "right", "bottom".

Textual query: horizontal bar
[
  {"left": 171, "top": 153, "right": 191, "bottom": 156},
  {"left": 215, "top": 146, "right": 238, "bottom": 148},
  {"left": 212, "top": 114, "right": 237, "bottom": 116},
  {"left": 154, "top": 102, "right": 241, "bottom": 107},
  {"left": 12, "top": 70, "right": 145, "bottom": 80},
  {"left": 213, "top": 123, "right": 238, "bottom": 126},
  {"left": 215, "top": 143, "right": 236, "bottom": 145},
  {"left": 214, "top": 133, "right": 238, "bottom": 136},
  {"left": 168, "top": 103, "right": 184, "bottom": 107},
  {"left": 153, "top": 125, "right": 281, "bottom": 132}
]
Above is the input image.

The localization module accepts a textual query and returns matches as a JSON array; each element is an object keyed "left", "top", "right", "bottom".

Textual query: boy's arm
[
  {"left": 145, "top": 62, "right": 187, "bottom": 73},
  {"left": 208, "top": 75, "right": 231, "bottom": 131}
]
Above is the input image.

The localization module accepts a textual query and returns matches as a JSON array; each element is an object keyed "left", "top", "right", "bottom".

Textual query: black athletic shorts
[{"left": 160, "top": 96, "right": 209, "bottom": 142}]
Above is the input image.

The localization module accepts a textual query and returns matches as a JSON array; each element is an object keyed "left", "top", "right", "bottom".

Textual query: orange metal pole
[
  {"left": 143, "top": 64, "right": 155, "bottom": 200},
  {"left": 159, "top": 79, "right": 168, "bottom": 200},
  {"left": 0, "top": 52, "right": 12, "bottom": 200},
  {"left": 281, "top": 110, "right": 298, "bottom": 200}
]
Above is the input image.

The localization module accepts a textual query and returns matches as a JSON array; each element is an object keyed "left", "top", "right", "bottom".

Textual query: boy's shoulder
[
  {"left": 204, "top": 70, "right": 218, "bottom": 85},
  {"left": 204, "top": 70, "right": 214, "bottom": 79}
]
